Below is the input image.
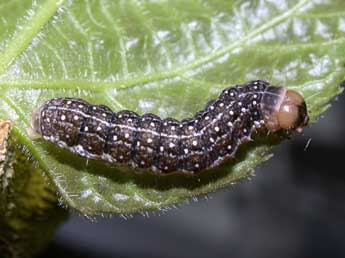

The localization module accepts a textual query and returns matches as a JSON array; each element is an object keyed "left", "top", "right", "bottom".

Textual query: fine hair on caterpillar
[{"left": 31, "top": 80, "right": 309, "bottom": 174}]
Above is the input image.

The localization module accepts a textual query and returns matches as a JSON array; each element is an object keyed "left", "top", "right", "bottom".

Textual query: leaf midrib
[
  {"left": 0, "top": 0, "right": 308, "bottom": 90},
  {"left": 0, "top": 0, "right": 314, "bottom": 210}
]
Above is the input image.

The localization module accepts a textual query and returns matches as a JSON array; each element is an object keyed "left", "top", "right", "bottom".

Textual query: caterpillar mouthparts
[{"left": 32, "top": 80, "right": 309, "bottom": 174}]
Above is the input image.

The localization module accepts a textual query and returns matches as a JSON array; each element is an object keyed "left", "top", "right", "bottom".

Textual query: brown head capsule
[
  {"left": 277, "top": 90, "right": 309, "bottom": 133},
  {"left": 261, "top": 87, "right": 309, "bottom": 133}
]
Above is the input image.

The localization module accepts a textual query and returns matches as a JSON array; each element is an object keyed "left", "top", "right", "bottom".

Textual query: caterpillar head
[
  {"left": 276, "top": 90, "right": 309, "bottom": 133},
  {"left": 262, "top": 87, "right": 309, "bottom": 133}
]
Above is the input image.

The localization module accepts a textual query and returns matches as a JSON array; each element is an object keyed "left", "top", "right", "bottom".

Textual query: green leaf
[
  {"left": 0, "top": 137, "right": 68, "bottom": 258},
  {"left": 0, "top": 0, "right": 344, "bottom": 215}
]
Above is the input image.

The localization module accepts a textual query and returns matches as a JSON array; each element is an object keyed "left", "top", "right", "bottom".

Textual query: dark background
[{"left": 38, "top": 90, "right": 345, "bottom": 258}]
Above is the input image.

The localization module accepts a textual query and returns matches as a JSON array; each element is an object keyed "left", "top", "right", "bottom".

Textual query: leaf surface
[{"left": 0, "top": 0, "right": 344, "bottom": 215}]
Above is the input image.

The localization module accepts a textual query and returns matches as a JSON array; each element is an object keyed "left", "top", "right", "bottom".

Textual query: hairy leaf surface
[{"left": 0, "top": 0, "right": 344, "bottom": 214}]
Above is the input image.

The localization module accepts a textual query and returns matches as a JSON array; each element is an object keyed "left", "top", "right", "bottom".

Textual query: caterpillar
[{"left": 31, "top": 80, "right": 309, "bottom": 174}]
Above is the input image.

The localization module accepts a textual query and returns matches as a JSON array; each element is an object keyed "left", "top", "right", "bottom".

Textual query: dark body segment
[
  {"left": 39, "top": 98, "right": 88, "bottom": 147},
  {"left": 200, "top": 97, "right": 240, "bottom": 167},
  {"left": 133, "top": 113, "right": 162, "bottom": 169},
  {"left": 78, "top": 104, "right": 113, "bottom": 157},
  {"left": 33, "top": 80, "right": 309, "bottom": 174},
  {"left": 179, "top": 118, "right": 206, "bottom": 173},
  {"left": 105, "top": 110, "right": 140, "bottom": 164},
  {"left": 157, "top": 118, "right": 181, "bottom": 173}
]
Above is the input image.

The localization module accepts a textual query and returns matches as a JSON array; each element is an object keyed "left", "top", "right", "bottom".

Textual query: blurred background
[{"left": 37, "top": 89, "right": 345, "bottom": 258}]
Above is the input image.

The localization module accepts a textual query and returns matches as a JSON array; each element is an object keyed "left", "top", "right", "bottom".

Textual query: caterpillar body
[{"left": 32, "top": 80, "right": 309, "bottom": 174}]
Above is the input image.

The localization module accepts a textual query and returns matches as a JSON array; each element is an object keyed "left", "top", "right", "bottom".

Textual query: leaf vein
[{"left": 0, "top": 0, "right": 65, "bottom": 75}]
